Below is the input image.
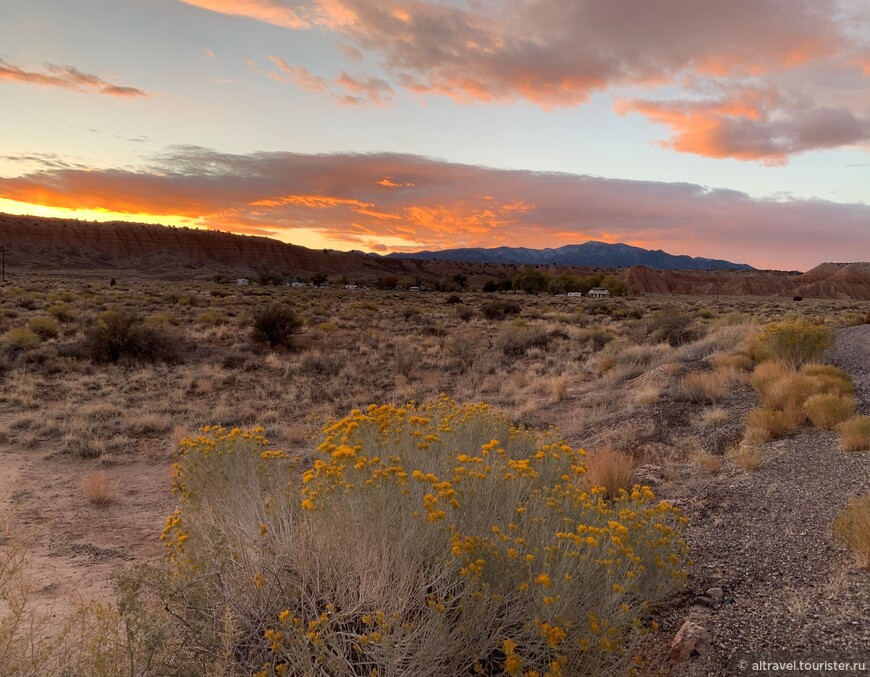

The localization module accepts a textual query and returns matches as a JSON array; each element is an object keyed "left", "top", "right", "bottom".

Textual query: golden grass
[
  {"left": 584, "top": 449, "right": 636, "bottom": 497},
  {"left": 729, "top": 445, "right": 763, "bottom": 471},
  {"left": 803, "top": 394, "right": 856, "bottom": 430},
  {"left": 699, "top": 406, "right": 729, "bottom": 428},
  {"left": 678, "top": 368, "right": 731, "bottom": 403},
  {"left": 80, "top": 471, "right": 116, "bottom": 507},
  {"left": 694, "top": 452, "right": 722, "bottom": 474},
  {"left": 712, "top": 352, "right": 753, "bottom": 371},
  {"left": 833, "top": 494, "right": 870, "bottom": 568},
  {"left": 836, "top": 416, "right": 870, "bottom": 451}
]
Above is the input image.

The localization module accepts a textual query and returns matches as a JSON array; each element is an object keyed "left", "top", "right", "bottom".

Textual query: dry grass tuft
[
  {"left": 833, "top": 494, "right": 870, "bottom": 568},
  {"left": 677, "top": 369, "right": 731, "bottom": 404},
  {"left": 694, "top": 452, "right": 722, "bottom": 474},
  {"left": 699, "top": 406, "right": 729, "bottom": 428},
  {"left": 80, "top": 471, "right": 116, "bottom": 507},
  {"left": 634, "top": 384, "right": 661, "bottom": 405},
  {"left": 836, "top": 416, "right": 870, "bottom": 451},
  {"left": 803, "top": 394, "right": 855, "bottom": 430},
  {"left": 729, "top": 445, "right": 762, "bottom": 471},
  {"left": 584, "top": 449, "right": 636, "bottom": 498}
]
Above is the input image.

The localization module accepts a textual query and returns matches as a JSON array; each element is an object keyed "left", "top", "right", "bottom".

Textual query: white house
[
  {"left": 345, "top": 284, "right": 358, "bottom": 289},
  {"left": 236, "top": 278, "right": 250, "bottom": 286},
  {"left": 567, "top": 291, "right": 583, "bottom": 297},
  {"left": 587, "top": 287, "right": 611, "bottom": 298},
  {"left": 291, "top": 281, "right": 306, "bottom": 288}
]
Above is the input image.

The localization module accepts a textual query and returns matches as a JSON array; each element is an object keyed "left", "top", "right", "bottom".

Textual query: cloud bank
[
  {"left": 2, "top": 146, "right": 868, "bottom": 269},
  {"left": 179, "top": 0, "right": 870, "bottom": 163}
]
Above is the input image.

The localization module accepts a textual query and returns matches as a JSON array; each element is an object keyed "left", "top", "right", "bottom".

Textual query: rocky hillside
[{"left": 3, "top": 213, "right": 870, "bottom": 299}]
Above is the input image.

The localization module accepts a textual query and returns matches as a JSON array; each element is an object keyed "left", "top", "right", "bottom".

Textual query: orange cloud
[
  {"left": 618, "top": 88, "right": 870, "bottom": 164},
  {"left": 0, "top": 59, "right": 146, "bottom": 97},
  {"left": 2, "top": 147, "right": 869, "bottom": 270}
]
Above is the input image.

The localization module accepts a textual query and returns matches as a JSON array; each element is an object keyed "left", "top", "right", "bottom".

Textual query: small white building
[
  {"left": 291, "top": 281, "right": 306, "bottom": 288},
  {"left": 587, "top": 287, "right": 611, "bottom": 298},
  {"left": 345, "top": 284, "right": 358, "bottom": 289},
  {"left": 237, "top": 278, "right": 250, "bottom": 286},
  {"left": 567, "top": 291, "right": 583, "bottom": 297},
  {"left": 409, "top": 286, "right": 421, "bottom": 292}
]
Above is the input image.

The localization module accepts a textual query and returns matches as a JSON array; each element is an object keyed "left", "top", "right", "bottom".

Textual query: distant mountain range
[
  {"left": 387, "top": 241, "right": 754, "bottom": 271},
  {"left": 5, "top": 213, "right": 870, "bottom": 299}
]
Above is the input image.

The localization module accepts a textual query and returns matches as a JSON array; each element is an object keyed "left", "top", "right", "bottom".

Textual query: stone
[
  {"left": 706, "top": 587, "right": 724, "bottom": 602},
  {"left": 670, "top": 620, "right": 709, "bottom": 663}
]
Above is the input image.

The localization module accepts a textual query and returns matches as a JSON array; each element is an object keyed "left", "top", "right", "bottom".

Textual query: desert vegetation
[{"left": 0, "top": 274, "right": 868, "bottom": 674}]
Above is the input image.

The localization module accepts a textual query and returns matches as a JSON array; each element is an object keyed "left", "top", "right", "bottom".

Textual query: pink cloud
[
  {"left": 0, "top": 59, "right": 146, "bottom": 97},
  {"left": 180, "top": 0, "right": 870, "bottom": 161}
]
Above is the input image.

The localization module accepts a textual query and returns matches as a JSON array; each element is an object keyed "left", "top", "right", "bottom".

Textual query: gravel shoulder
[{"left": 643, "top": 326, "right": 870, "bottom": 675}]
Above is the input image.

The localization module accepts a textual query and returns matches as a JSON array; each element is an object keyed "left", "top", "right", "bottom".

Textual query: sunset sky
[{"left": 1, "top": 0, "right": 868, "bottom": 270}]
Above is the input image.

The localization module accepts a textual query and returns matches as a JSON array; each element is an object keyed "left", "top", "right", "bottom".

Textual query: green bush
[
  {"left": 759, "top": 320, "right": 833, "bottom": 369},
  {"left": 2, "top": 327, "right": 40, "bottom": 350},
  {"left": 47, "top": 303, "right": 77, "bottom": 323},
  {"left": 27, "top": 316, "right": 60, "bottom": 340},
  {"left": 251, "top": 304, "right": 302, "bottom": 348},
  {"left": 83, "top": 311, "right": 180, "bottom": 364},
  {"left": 194, "top": 309, "right": 228, "bottom": 326},
  {"left": 156, "top": 401, "right": 686, "bottom": 676}
]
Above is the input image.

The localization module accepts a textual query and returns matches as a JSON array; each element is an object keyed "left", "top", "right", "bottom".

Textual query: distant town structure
[
  {"left": 567, "top": 291, "right": 583, "bottom": 297},
  {"left": 237, "top": 278, "right": 250, "bottom": 285},
  {"left": 345, "top": 284, "right": 358, "bottom": 289},
  {"left": 587, "top": 287, "right": 611, "bottom": 298}
]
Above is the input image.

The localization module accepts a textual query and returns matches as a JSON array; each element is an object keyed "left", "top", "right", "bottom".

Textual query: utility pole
[{"left": 1, "top": 245, "right": 5, "bottom": 284}]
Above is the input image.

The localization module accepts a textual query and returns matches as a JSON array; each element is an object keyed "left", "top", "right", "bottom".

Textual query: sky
[{"left": 0, "top": 0, "right": 868, "bottom": 270}]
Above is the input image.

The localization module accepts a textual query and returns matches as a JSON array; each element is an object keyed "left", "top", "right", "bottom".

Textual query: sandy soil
[{"left": 0, "top": 434, "right": 174, "bottom": 617}]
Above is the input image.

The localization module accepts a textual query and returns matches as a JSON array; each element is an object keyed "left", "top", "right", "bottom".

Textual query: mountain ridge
[
  {"left": 386, "top": 241, "right": 753, "bottom": 271},
  {"left": 3, "top": 213, "right": 870, "bottom": 299}
]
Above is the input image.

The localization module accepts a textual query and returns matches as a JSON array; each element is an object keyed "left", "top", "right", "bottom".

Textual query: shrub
[
  {"left": 836, "top": 416, "right": 870, "bottom": 451},
  {"left": 445, "top": 294, "right": 462, "bottom": 304},
  {"left": 1, "top": 327, "right": 40, "bottom": 350},
  {"left": 495, "top": 326, "right": 550, "bottom": 357},
  {"left": 251, "top": 304, "right": 302, "bottom": 348},
  {"left": 195, "top": 309, "right": 228, "bottom": 326},
  {"left": 445, "top": 334, "right": 477, "bottom": 372},
  {"left": 803, "top": 394, "right": 855, "bottom": 430},
  {"left": 456, "top": 305, "right": 476, "bottom": 322},
  {"left": 84, "top": 311, "right": 181, "bottom": 363},
  {"left": 47, "top": 303, "right": 77, "bottom": 323},
  {"left": 146, "top": 311, "right": 180, "bottom": 326},
  {"left": 157, "top": 402, "right": 687, "bottom": 676},
  {"left": 26, "top": 316, "right": 60, "bottom": 340},
  {"left": 833, "top": 494, "right": 870, "bottom": 568},
  {"left": 298, "top": 351, "right": 344, "bottom": 376},
  {"left": 744, "top": 407, "right": 798, "bottom": 442},
  {"left": 394, "top": 341, "right": 423, "bottom": 378},
  {"left": 758, "top": 320, "right": 833, "bottom": 369},
  {"left": 482, "top": 300, "right": 521, "bottom": 321},
  {"left": 639, "top": 312, "right": 699, "bottom": 347}
]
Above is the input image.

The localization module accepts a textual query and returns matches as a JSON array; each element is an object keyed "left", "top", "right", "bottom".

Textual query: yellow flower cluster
[{"left": 173, "top": 400, "right": 687, "bottom": 676}]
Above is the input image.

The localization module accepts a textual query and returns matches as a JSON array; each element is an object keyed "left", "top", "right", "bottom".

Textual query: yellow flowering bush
[
  {"left": 758, "top": 320, "right": 833, "bottom": 369},
  {"left": 161, "top": 399, "right": 687, "bottom": 676}
]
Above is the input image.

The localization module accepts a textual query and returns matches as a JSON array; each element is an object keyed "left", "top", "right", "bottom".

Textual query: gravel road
[{"left": 646, "top": 326, "right": 870, "bottom": 676}]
